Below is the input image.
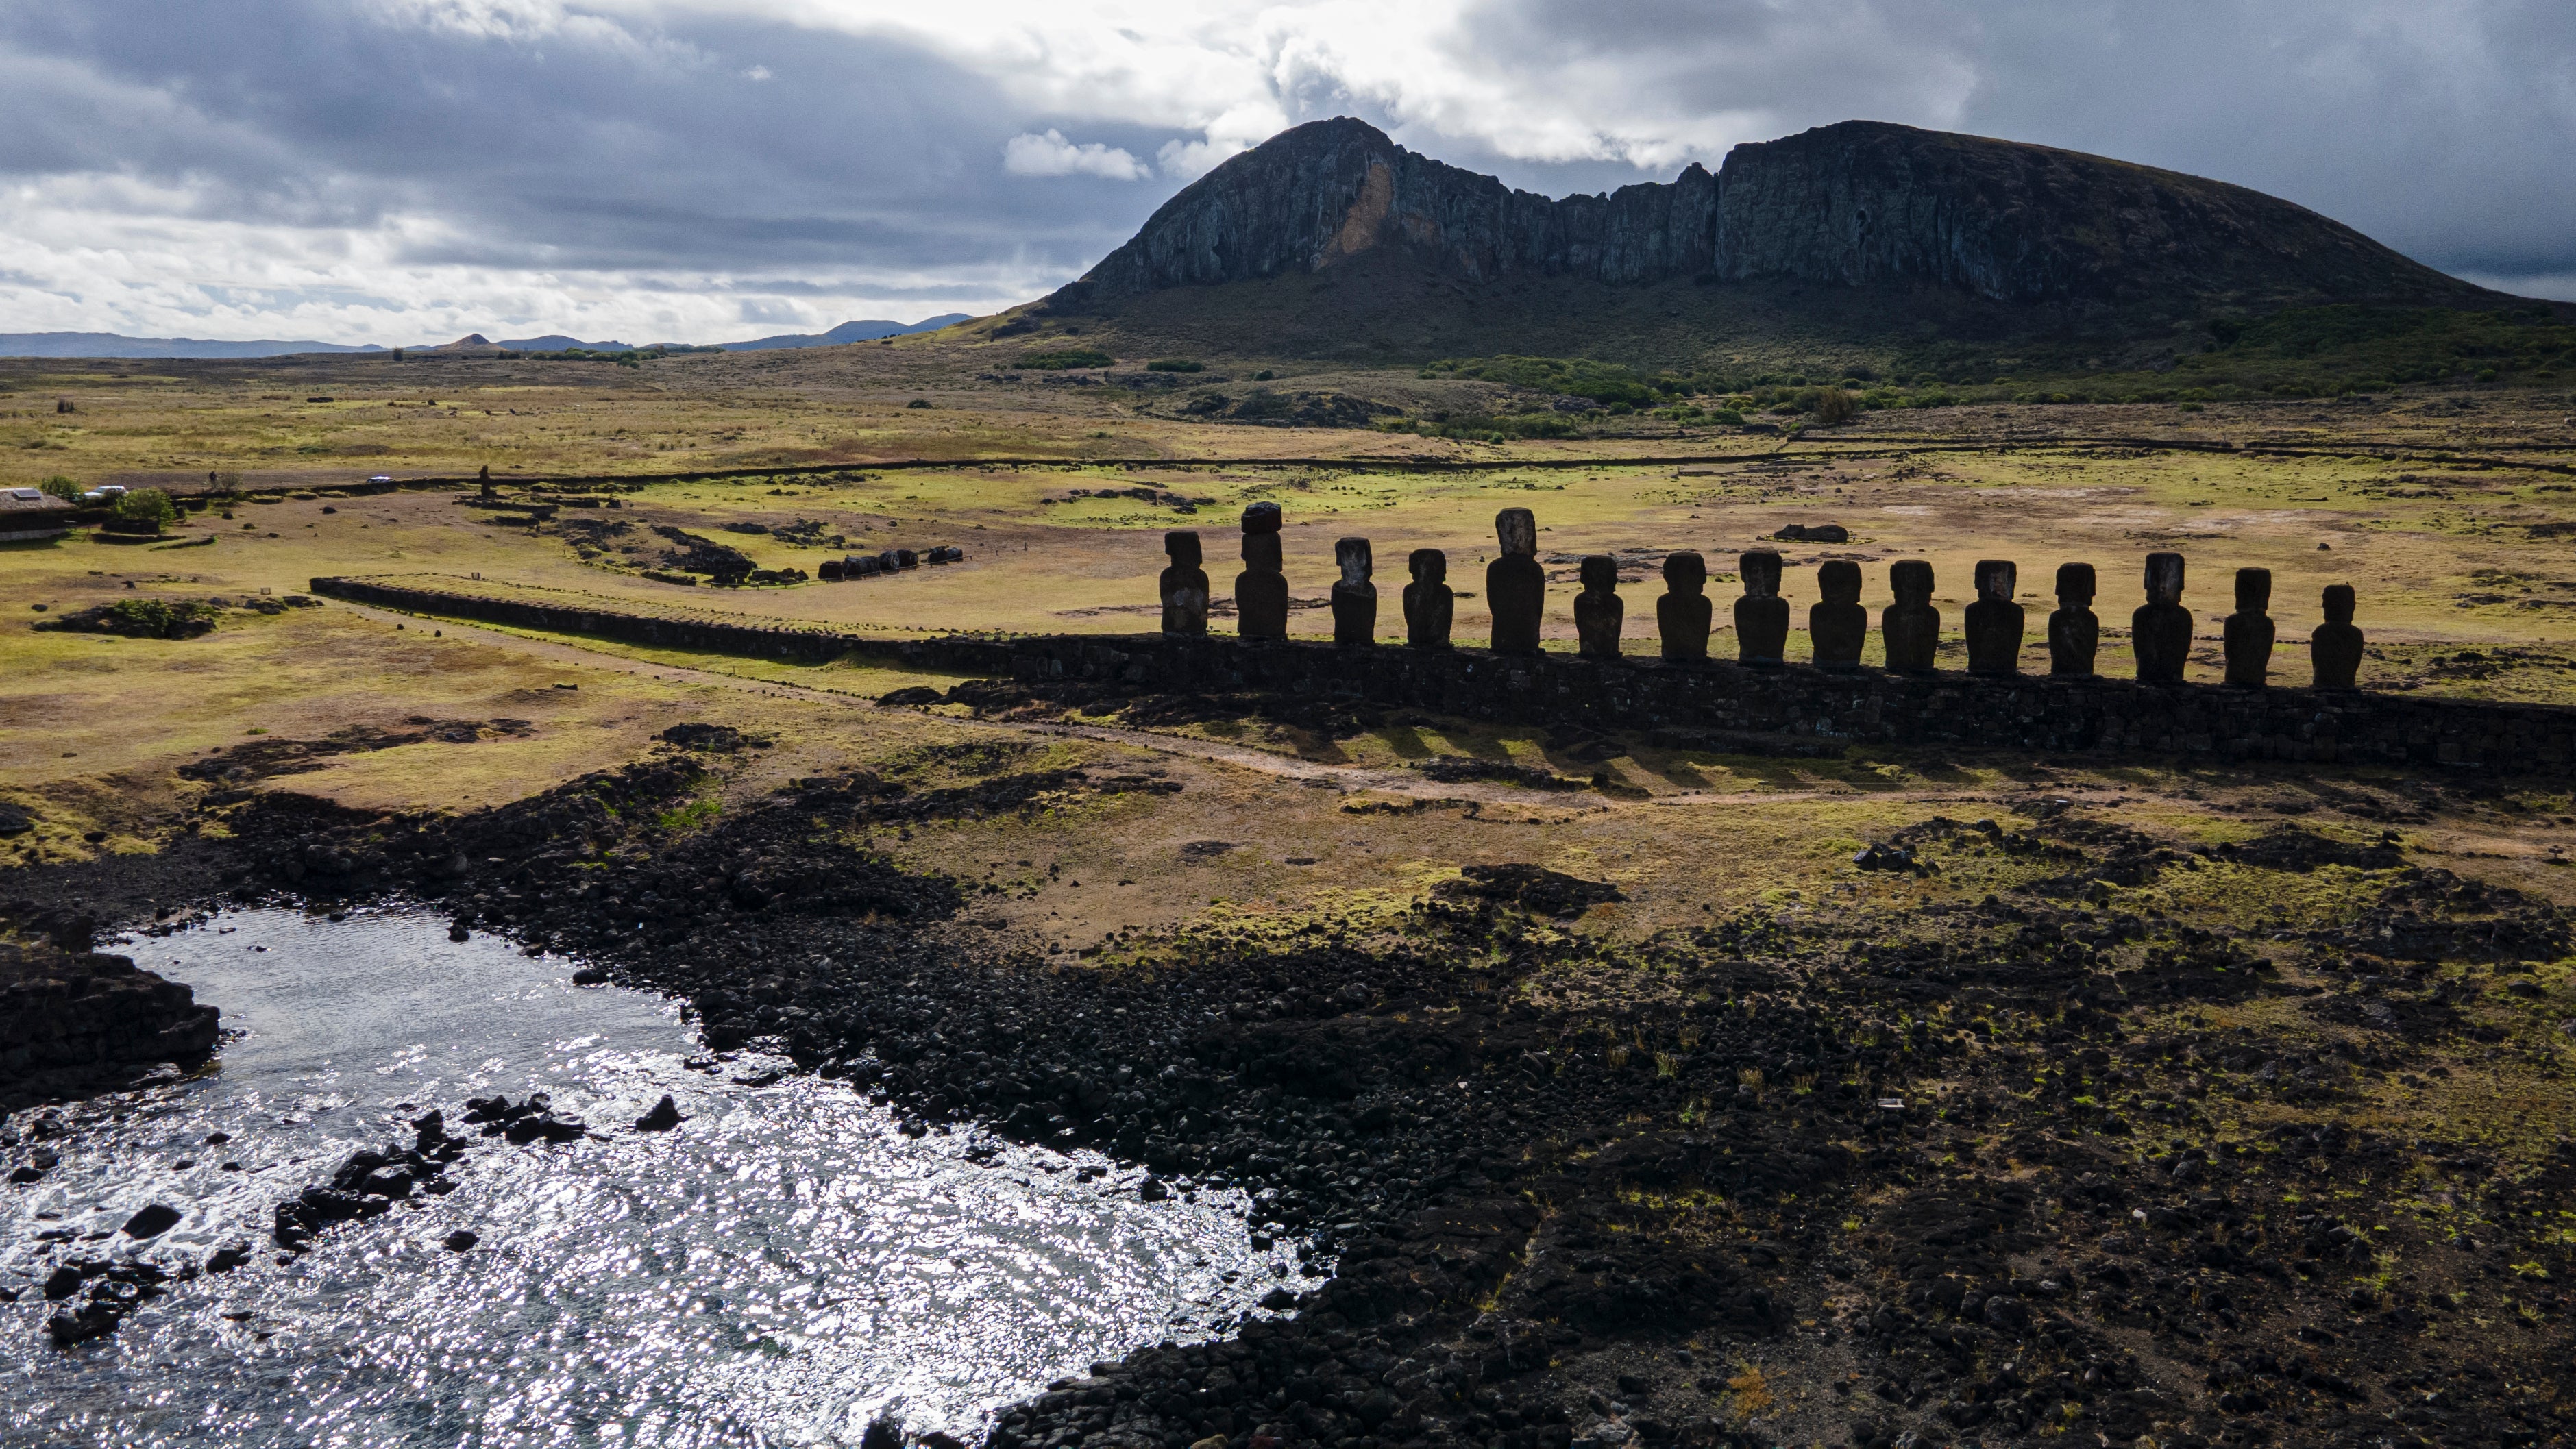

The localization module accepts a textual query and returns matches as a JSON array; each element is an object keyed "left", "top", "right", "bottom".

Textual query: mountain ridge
[
  {"left": 1023, "top": 117, "right": 2540, "bottom": 364},
  {"left": 0, "top": 315, "right": 975, "bottom": 360}
]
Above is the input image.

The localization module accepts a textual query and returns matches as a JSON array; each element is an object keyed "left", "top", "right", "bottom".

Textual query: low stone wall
[{"left": 314, "top": 575, "right": 2576, "bottom": 773}]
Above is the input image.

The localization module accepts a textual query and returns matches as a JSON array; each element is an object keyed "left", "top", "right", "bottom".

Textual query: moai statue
[
  {"left": 1574, "top": 555, "right": 1623, "bottom": 659},
  {"left": 2132, "top": 552, "right": 2192, "bottom": 684},
  {"left": 478, "top": 464, "right": 495, "bottom": 499},
  {"left": 1964, "top": 559, "right": 2024, "bottom": 676},
  {"left": 1235, "top": 501, "right": 1289, "bottom": 641},
  {"left": 1487, "top": 507, "right": 1545, "bottom": 654},
  {"left": 1734, "top": 550, "right": 1789, "bottom": 666},
  {"left": 1656, "top": 550, "right": 1711, "bottom": 662},
  {"left": 1158, "top": 530, "right": 1209, "bottom": 636},
  {"left": 1403, "top": 548, "right": 1454, "bottom": 649},
  {"left": 2048, "top": 562, "right": 2099, "bottom": 677},
  {"left": 2310, "top": 584, "right": 2364, "bottom": 689},
  {"left": 1330, "top": 537, "right": 1377, "bottom": 646},
  {"left": 1881, "top": 559, "right": 1940, "bottom": 672},
  {"left": 1810, "top": 561, "right": 1867, "bottom": 670},
  {"left": 2222, "top": 567, "right": 2275, "bottom": 687}
]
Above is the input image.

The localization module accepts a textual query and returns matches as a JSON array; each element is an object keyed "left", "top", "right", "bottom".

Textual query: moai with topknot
[
  {"left": 1656, "top": 550, "right": 1711, "bottom": 662},
  {"left": 1575, "top": 556, "right": 1623, "bottom": 659},
  {"left": 1487, "top": 508, "right": 1545, "bottom": 654},
  {"left": 1964, "top": 559, "right": 2024, "bottom": 676},
  {"left": 2132, "top": 552, "right": 2192, "bottom": 683},
  {"left": 1403, "top": 548, "right": 1453, "bottom": 649},
  {"left": 2048, "top": 563, "right": 2098, "bottom": 676},
  {"left": 1881, "top": 559, "right": 1940, "bottom": 672},
  {"left": 1810, "top": 560, "right": 1866, "bottom": 669},
  {"left": 1235, "top": 502, "right": 1289, "bottom": 641},
  {"left": 1734, "top": 550, "right": 1789, "bottom": 666},
  {"left": 1159, "top": 530, "right": 1209, "bottom": 636},
  {"left": 2223, "top": 567, "right": 2275, "bottom": 687},
  {"left": 1330, "top": 538, "right": 1377, "bottom": 646},
  {"left": 2310, "top": 584, "right": 2363, "bottom": 689}
]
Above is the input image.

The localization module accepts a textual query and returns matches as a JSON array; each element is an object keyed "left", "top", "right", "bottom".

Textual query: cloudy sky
[{"left": 3, "top": 0, "right": 2571, "bottom": 345}]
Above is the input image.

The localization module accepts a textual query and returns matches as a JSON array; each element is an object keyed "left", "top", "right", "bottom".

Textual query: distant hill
[
  {"left": 0, "top": 332, "right": 384, "bottom": 359},
  {"left": 716, "top": 315, "right": 973, "bottom": 349},
  {"left": 1012, "top": 117, "right": 2549, "bottom": 368},
  {"left": 0, "top": 315, "right": 978, "bottom": 361}
]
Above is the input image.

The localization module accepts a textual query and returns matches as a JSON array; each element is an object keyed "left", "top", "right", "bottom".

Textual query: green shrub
[
  {"left": 1020, "top": 348, "right": 1114, "bottom": 369},
  {"left": 108, "top": 488, "right": 178, "bottom": 534},
  {"left": 34, "top": 598, "right": 223, "bottom": 639},
  {"left": 38, "top": 475, "right": 82, "bottom": 501},
  {"left": 1145, "top": 359, "right": 1204, "bottom": 373},
  {"left": 1813, "top": 387, "right": 1856, "bottom": 425}
]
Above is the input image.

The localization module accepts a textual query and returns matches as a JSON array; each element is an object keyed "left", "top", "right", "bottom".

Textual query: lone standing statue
[
  {"left": 1330, "top": 537, "right": 1377, "bottom": 646},
  {"left": 2222, "top": 567, "right": 2274, "bottom": 687},
  {"left": 1235, "top": 502, "right": 1289, "bottom": 641},
  {"left": 2310, "top": 584, "right": 2364, "bottom": 689},
  {"left": 1403, "top": 549, "right": 1453, "bottom": 649},
  {"left": 1734, "top": 550, "right": 1789, "bottom": 666},
  {"left": 1810, "top": 561, "right": 1866, "bottom": 669},
  {"left": 1656, "top": 550, "right": 1711, "bottom": 662},
  {"left": 1488, "top": 508, "right": 1545, "bottom": 654},
  {"left": 2048, "top": 563, "right": 2098, "bottom": 676},
  {"left": 1882, "top": 560, "right": 1941, "bottom": 672},
  {"left": 1158, "top": 530, "right": 1208, "bottom": 636},
  {"left": 1574, "top": 555, "right": 1623, "bottom": 659},
  {"left": 2133, "top": 552, "right": 2192, "bottom": 683},
  {"left": 1964, "top": 559, "right": 2024, "bottom": 676}
]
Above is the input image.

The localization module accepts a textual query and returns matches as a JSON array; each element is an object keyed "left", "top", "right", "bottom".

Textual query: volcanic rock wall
[{"left": 1055, "top": 117, "right": 2483, "bottom": 309}]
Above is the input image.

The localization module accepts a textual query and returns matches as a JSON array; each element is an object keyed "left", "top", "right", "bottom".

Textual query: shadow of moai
[
  {"left": 1965, "top": 559, "right": 2024, "bottom": 676},
  {"left": 1160, "top": 530, "right": 1209, "bottom": 636},
  {"left": 1657, "top": 550, "right": 1710, "bottom": 662},
  {"left": 2224, "top": 567, "right": 2274, "bottom": 688},
  {"left": 1488, "top": 508, "right": 1544, "bottom": 654},
  {"left": 2133, "top": 552, "right": 2192, "bottom": 683},
  {"left": 1810, "top": 560, "right": 1865, "bottom": 670},
  {"left": 1575, "top": 555, "right": 1623, "bottom": 660},
  {"left": 1403, "top": 548, "right": 1453, "bottom": 649},
  {"left": 1332, "top": 537, "right": 1377, "bottom": 647},
  {"left": 1882, "top": 560, "right": 1940, "bottom": 673},
  {"left": 1734, "top": 550, "right": 1789, "bottom": 666},
  {"left": 2048, "top": 562, "right": 2098, "bottom": 677},
  {"left": 1236, "top": 502, "right": 1289, "bottom": 641},
  {"left": 2311, "top": 584, "right": 2363, "bottom": 689}
]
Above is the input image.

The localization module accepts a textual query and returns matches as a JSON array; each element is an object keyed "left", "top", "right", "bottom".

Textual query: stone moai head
[
  {"left": 1890, "top": 559, "right": 1934, "bottom": 604},
  {"left": 2322, "top": 583, "right": 2355, "bottom": 624},
  {"left": 1495, "top": 507, "right": 1537, "bottom": 556},
  {"left": 1164, "top": 530, "right": 1202, "bottom": 569},
  {"left": 2235, "top": 567, "right": 2272, "bottom": 612},
  {"left": 1974, "top": 559, "right": 2016, "bottom": 602},
  {"left": 2144, "top": 552, "right": 2185, "bottom": 605},
  {"left": 1663, "top": 549, "right": 1707, "bottom": 595},
  {"left": 1336, "top": 537, "right": 1373, "bottom": 584},
  {"left": 1739, "top": 550, "right": 1783, "bottom": 599},
  {"left": 1817, "top": 560, "right": 1861, "bottom": 604},
  {"left": 1410, "top": 547, "right": 1447, "bottom": 586},
  {"left": 2055, "top": 562, "right": 2096, "bottom": 606},
  {"left": 1242, "top": 501, "right": 1283, "bottom": 536},
  {"left": 1580, "top": 555, "right": 1618, "bottom": 592}
]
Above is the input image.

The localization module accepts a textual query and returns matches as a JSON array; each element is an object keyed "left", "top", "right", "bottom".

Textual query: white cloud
[
  {"left": 1002, "top": 129, "right": 1148, "bottom": 179},
  {"left": 0, "top": 0, "right": 2569, "bottom": 343}
]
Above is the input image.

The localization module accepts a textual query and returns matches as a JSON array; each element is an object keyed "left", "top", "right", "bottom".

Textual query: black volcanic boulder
[{"left": 0, "top": 943, "right": 221, "bottom": 1098}]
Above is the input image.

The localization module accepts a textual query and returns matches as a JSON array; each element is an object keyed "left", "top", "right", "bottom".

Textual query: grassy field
[{"left": 8, "top": 338, "right": 2576, "bottom": 1445}]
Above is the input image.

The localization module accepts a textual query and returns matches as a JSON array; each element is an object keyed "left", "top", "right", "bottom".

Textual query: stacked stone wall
[{"left": 314, "top": 575, "right": 2576, "bottom": 774}]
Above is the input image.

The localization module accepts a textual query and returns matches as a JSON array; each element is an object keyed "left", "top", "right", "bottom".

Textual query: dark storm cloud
[
  {"left": 0, "top": 1, "right": 1176, "bottom": 285},
  {"left": 3, "top": 0, "right": 2573, "bottom": 340}
]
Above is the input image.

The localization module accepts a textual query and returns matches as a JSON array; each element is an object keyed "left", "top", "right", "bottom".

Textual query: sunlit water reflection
[{"left": 1, "top": 909, "right": 1290, "bottom": 1448}]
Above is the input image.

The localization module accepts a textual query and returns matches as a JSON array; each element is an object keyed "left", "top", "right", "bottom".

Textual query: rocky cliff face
[{"left": 1053, "top": 117, "right": 2486, "bottom": 312}]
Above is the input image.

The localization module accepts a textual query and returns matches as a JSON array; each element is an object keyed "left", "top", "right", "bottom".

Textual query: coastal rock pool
[{"left": 1, "top": 908, "right": 1294, "bottom": 1448}]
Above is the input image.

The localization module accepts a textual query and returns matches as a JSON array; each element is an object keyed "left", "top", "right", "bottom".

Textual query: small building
[{"left": 0, "top": 488, "right": 75, "bottom": 543}]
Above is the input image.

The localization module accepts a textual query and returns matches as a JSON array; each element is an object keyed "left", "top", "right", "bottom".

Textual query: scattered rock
[{"left": 632, "top": 1093, "right": 685, "bottom": 1132}]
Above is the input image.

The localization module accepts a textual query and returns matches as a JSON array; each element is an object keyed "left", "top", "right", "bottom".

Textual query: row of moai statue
[{"left": 1155, "top": 506, "right": 2366, "bottom": 688}]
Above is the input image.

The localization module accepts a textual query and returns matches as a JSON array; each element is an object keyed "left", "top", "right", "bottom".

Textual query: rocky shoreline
[
  {"left": 0, "top": 938, "right": 221, "bottom": 1111},
  {"left": 5, "top": 734, "right": 2571, "bottom": 1448}
]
